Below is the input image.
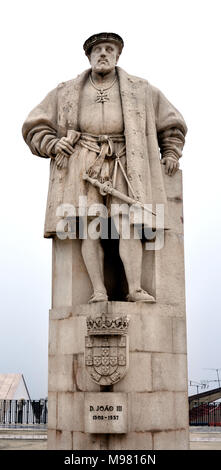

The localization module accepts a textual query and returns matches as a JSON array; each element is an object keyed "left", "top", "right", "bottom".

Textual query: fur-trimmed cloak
[{"left": 22, "top": 67, "right": 187, "bottom": 237}]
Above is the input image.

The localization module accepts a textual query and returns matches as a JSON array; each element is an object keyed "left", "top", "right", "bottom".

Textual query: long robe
[{"left": 22, "top": 67, "right": 187, "bottom": 237}]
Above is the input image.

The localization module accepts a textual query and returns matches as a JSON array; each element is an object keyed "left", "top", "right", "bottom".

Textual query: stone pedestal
[{"left": 47, "top": 170, "right": 189, "bottom": 450}]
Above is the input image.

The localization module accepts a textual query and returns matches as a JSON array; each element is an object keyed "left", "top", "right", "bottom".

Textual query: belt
[{"left": 79, "top": 133, "right": 126, "bottom": 180}]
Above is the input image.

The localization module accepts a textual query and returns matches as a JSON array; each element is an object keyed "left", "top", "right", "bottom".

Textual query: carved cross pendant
[{"left": 96, "top": 90, "right": 109, "bottom": 103}]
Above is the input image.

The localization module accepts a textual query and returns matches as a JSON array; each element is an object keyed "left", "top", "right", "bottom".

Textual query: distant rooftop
[
  {"left": 189, "top": 386, "right": 221, "bottom": 410},
  {"left": 0, "top": 374, "right": 30, "bottom": 400}
]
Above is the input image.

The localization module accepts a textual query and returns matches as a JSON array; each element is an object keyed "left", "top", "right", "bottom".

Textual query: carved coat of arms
[{"left": 85, "top": 314, "right": 129, "bottom": 386}]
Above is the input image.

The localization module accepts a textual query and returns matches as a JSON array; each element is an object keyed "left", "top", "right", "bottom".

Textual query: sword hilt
[{"left": 99, "top": 181, "right": 113, "bottom": 196}]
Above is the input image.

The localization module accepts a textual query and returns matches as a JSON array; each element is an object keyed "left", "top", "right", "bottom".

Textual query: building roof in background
[
  {"left": 0, "top": 374, "right": 30, "bottom": 400},
  {"left": 189, "top": 386, "right": 221, "bottom": 409}
]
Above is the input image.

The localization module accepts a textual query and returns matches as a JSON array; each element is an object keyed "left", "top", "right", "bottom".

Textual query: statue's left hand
[{"left": 161, "top": 156, "right": 179, "bottom": 176}]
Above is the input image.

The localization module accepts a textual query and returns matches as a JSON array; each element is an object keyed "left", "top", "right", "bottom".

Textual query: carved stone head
[{"left": 83, "top": 32, "right": 124, "bottom": 75}]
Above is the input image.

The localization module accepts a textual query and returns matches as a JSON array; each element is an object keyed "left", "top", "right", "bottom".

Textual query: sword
[{"left": 83, "top": 173, "right": 156, "bottom": 216}]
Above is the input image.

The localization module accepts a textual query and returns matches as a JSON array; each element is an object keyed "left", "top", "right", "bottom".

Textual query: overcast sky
[{"left": 0, "top": 0, "right": 220, "bottom": 398}]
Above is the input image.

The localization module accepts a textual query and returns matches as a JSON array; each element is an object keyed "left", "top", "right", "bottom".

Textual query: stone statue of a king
[{"left": 22, "top": 32, "right": 187, "bottom": 304}]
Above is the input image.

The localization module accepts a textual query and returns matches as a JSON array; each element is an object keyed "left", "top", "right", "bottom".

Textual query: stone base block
[{"left": 48, "top": 301, "right": 189, "bottom": 449}]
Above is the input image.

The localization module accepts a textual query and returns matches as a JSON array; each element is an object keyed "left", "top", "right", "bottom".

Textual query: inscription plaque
[{"left": 84, "top": 392, "right": 128, "bottom": 434}]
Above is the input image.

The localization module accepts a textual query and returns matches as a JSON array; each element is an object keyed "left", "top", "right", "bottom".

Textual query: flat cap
[{"left": 83, "top": 32, "right": 124, "bottom": 56}]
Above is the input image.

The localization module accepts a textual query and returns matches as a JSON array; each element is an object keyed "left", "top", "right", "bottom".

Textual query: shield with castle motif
[{"left": 85, "top": 315, "right": 129, "bottom": 386}]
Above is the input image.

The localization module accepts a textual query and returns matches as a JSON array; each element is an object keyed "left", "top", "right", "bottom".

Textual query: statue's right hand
[{"left": 55, "top": 137, "right": 74, "bottom": 156}]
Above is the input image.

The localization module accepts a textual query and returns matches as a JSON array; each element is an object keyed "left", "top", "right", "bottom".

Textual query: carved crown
[{"left": 86, "top": 313, "right": 129, "bottom": 336}]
